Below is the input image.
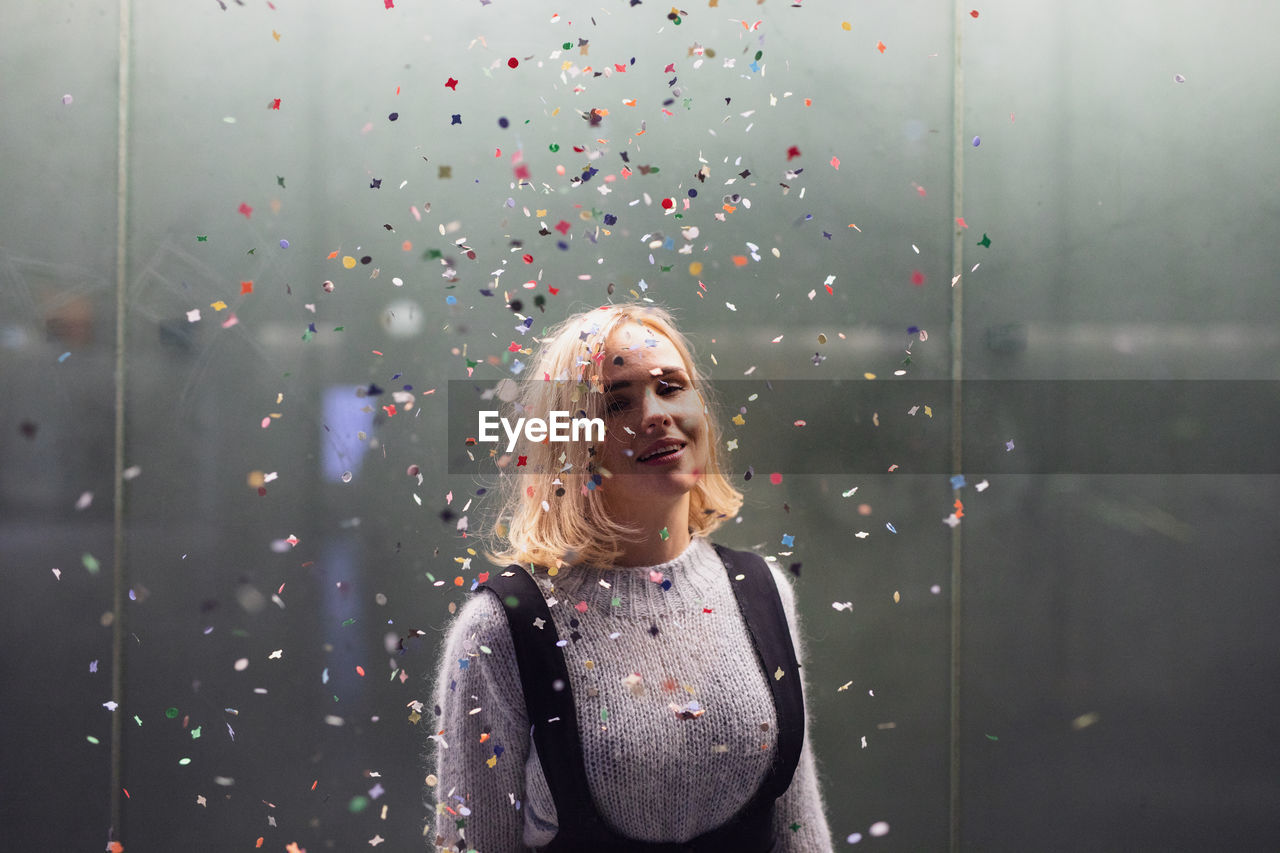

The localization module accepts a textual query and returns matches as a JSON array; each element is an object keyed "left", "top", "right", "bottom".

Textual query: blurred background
[{"left": 2, "top": 1, "right": 1278, "bottom": 850}]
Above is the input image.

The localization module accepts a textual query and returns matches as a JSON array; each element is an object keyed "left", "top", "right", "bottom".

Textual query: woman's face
[{"left": 595, "top": 325, "right": 710, "bottom": 517}]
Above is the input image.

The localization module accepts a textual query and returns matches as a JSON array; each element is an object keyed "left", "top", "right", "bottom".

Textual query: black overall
[{"left": 477, "top": 544, "right": 804, "bottom": 853}]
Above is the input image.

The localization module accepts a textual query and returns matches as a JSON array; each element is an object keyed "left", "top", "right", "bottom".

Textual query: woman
[{"left": 428, "top": 303, "right": 834, "bottom": 852}]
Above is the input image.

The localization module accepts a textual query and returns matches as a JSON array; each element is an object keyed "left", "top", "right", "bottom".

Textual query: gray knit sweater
[{"left": 428, "top": 536, "right": 834, "bottom": 852}]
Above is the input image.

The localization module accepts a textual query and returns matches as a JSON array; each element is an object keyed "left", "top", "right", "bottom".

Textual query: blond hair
[{"left": 483, "top": 302, "right": 742, "bottom": 570}]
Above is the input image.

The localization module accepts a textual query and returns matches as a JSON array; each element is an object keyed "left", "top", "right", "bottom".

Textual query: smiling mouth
[{"left": 637, "top": 442, "right": 686, "bottom": 463}]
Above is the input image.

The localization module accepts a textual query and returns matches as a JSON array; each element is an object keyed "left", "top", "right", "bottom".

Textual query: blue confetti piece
[
  {"left": 972, "top": 136, "right": 981, "bottom": 147},
  {"left": 445, "top": 295, "right": 457, "bottom": 305},
  {"left": 781, "top": 533, "right": 794, "bottom": 546},
  {"left": 279, "top": 239, "right": 289, "bottom": 249},
  {"left": 950, "top": 474, "right": 967, "bottom": 490},
  {"left": 58, "top": 352, "right": 71, "bottom": 362},
  {"left": 661, "top": 579, "right": 672, "bottom": 590},
  {"left": 886, "top": 522, "right": 898, "bottom": 534}
]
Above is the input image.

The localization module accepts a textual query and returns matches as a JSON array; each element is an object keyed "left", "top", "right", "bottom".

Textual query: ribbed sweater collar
[{"left": 537, "top": 536, "right": 725, "bottom": 617}]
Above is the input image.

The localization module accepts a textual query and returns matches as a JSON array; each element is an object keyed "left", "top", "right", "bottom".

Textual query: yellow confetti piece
[
  {"left": 486, "top": 755, "right": 498, "bottom": 768},
  {"left": 211, "top": 301, "right": 227, "bottom": 311},
  {"left": 864, "top": 372, "right": 877, "bottom": 380},
  {"left": 841, "top": 21, "right": 852, "bottom": 31},
  {"left": 893, "top": 591, "right": 901, "bottom": 603},
  {"left": 342, "top": 256, "right": 357, "bottom": 269},
  {"left": 774, "top": 667, "right": 785, "bottom": 681},
  {"left": 689, "top": 261, "right": 703, "bottom": 276}
]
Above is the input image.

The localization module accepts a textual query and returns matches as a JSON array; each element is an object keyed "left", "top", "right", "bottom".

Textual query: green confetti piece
[
  {"left": 600, "top": 708, "right": 609, "bottom": 722},
  {"left": 82, "top": 553, "right": 100, "bottom": 574},
  {"left": 985, "top": 733, "right": 999, "bottom": 741},
  {"left": 348, "top": 795, "right": 370, "bottom": 814},
  {"left": 133, "top": 716, "right": 142, "bottom": 726},
  {"left": 342, "top": 618, "right": 356, "bottom": 626},
  {"left": 301, "top": 330, "right": 314, "bottom": 342},
  {"left": 178, "top": 757, "right": 192, "bottom": 766},
  {"left": 86, "top": 735, "right": 101, "bottom": 745},
  {"left": 978, "top": 233, "right": 991, "bottom": 248},
  {"left": 333, "top": 326, "right": 344, "bottom": 332},
  {"left": 611, "top": 596, "right": 621, "bottom": 607},
  {"left": 165, "top": 707, "right": 180, "bottom": 719},
  {"left": 549, "top": 143, "right": 560, "bottom": 152},
  {"left": 659, "top": 527, "right": 669, "bottom": 541},
  {"left": 191, "top": 726, "right": 202, "bottom": 739}
]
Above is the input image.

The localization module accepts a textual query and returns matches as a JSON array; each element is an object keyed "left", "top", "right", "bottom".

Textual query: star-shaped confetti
[
  {"left": 451, "top": 114, "right": 462, "bottom": 125},
  {"left": 445, "top": 77, "right": 459, "bottom": 90},
  {"left": 977, "top": 233, "right": 991, "bottom": 247}
]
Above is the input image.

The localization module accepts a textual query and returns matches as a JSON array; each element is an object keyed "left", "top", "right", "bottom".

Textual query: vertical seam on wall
[
  {"left": 110, "top": 0, "right": 131, "bottom": 841},
  {"left": 949, "top": 1, "right": 966, "bottom": 850}
]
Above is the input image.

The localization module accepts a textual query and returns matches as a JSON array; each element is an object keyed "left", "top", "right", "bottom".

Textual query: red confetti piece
[
  {"left": 970, "top": 10, "right": 979, "bottom": 18},
  {"left": 554, "top": 220, "right": 571, "bottom": 235},
  {"left": 508, "top": 57, "right": 519, "bottom": 68},
  {"left": 769, "top": 472, "right": 783, "bottom": 485},
  {"left": 356, "top": 666, "right": 365, "bottom": 677},
  {"left": 661, "top": 198, "right": 674, "bottom": 209},
  {"left": 445, "top": 77, "right": 458, "bottom": 90},
  {"left": 876, "top": 41, "right": 887, "bottom": 53},
  {"left": 911, "top": 270, "right": 926, "bottom": 286},
  {"left": 238, "top": 202, "right": 253, "bottom": 218},
  {"left": 384, "top": 0, "right": 394, "bottom": 8},
  {"left": 268, "top": 98, "right": 281, "bottom": 110},
  {"left": 240, "top": 280, "right": 254, "bottom": 294},
  {"left": 786, "top": 145, "right": 802, "bottom": 160}
]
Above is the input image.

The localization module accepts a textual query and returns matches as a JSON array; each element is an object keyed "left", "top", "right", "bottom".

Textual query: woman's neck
[{"left": 610, "top": 496, "right": 692, "bottom": 567}]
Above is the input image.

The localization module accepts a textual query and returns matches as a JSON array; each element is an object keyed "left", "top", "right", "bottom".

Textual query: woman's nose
[{"left": 639, "top": 391, "right": 673, "bottom": 426}]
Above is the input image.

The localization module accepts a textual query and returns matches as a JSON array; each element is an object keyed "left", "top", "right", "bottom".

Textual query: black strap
[
  {"left": 476, "top": 567, "right": 613, "bottom": 841},
  {"left": 713, "top": 544, "right": 805, "bottom": 806},
  {"left": 476, "top": 544, "right": 803, "bottom": 852}
]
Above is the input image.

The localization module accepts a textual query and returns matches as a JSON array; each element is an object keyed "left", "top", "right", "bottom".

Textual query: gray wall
[{"left": 2, "top": 1, "right": 1277, "bottom": 850}]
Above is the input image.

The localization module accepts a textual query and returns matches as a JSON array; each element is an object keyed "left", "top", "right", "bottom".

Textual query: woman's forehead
[{"left": 603, "top": 327, "right": 684, "bottom": 372}]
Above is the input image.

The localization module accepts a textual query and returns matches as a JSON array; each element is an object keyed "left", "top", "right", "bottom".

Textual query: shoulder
[
  {"left": 766, "top": 561, "right": 799, "bottom": 620},
  {"left": 445, "top": 583, "right": 516, "bottom": 652}
]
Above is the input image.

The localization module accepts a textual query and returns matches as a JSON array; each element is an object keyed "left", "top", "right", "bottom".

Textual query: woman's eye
[
  {"left": 606, "top": 398, "right": 628, "bottom": 413},
  {"left": 659, "top": 383, "right": 685, "bottom": 395}
]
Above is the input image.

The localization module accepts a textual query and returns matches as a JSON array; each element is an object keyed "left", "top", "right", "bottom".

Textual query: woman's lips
[{"left": 638, "top": 444, "right": 686, "bottom": 466}]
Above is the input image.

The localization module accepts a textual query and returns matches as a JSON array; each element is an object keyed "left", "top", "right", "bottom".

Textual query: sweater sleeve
[
  {"left": 429, "top": 591, "right": 533, "bottom": 853},
  {"left": 767, "top": 565, "right": 836, "bottom": 853}
]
